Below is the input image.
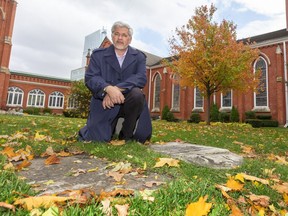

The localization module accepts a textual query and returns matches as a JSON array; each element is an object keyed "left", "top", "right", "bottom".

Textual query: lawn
[{"left": 0, "top": 114, "right": 287, "bottom": 215}]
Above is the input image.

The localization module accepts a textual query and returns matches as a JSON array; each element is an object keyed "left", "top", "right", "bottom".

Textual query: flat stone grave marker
[
  {"left": 150, "top": 142, "right": 243, "bottom": 169},
  {"left": 18, "top": 154, "right": 170, "bottom": 195}
]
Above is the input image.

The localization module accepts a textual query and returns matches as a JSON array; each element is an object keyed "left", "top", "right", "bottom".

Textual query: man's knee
[{"left": 126, "top": 88, "right": 145, "bottom": 105}]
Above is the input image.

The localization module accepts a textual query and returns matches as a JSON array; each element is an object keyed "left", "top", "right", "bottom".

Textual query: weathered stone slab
[
  {"left": 150, "top": 142, "right": 243, "bottom": 169},
  {"left": 18, "top": 154, "right": 169, "bottom": 195}
]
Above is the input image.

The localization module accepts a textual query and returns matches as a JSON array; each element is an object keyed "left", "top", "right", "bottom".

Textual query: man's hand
[
  {"left": 102, "top": 94, "right": 114, "bottom": 109},
  {"left": 102, "top": 86, "right": 125, "bottom": 109},
  {"left": 105, "top": 86, "right": 125, "bottom": 105}
]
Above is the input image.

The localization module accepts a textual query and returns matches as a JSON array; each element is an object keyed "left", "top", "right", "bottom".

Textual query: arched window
[
  {"left": 153, "top": 74, "right": 161, "bottom": 111},
  {"left": 27, "top": 89, "right": 45, "bottom": 107},
  {"left": 171, "top": 74, "right": 180, "bottom": 111},
  {"left": 254, "top": 57, "right": 268, "bottom": 108},
  {"left": 48, "top": 91, "right": 64, "bottom": 108},
  {"left": 6, "top": 87, "right": 24, "bottom": 106}
]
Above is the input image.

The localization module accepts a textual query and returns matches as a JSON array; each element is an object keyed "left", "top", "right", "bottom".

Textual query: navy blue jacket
[{"left": 79, "top": 45, "right": 152, "bottom": 143}]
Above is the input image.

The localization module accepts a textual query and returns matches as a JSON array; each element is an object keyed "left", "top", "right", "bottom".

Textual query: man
[{"left": 78, "top": 21, "right": 152, "bottom": 143}]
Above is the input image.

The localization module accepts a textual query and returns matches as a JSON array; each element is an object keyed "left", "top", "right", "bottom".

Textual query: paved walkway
[{"left": 18, "top": 142, "right": 243, "bottom": 195}]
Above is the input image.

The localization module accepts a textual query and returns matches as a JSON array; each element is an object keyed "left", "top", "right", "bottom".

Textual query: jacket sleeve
[{"left": 84, "top": 51, "right": 109, "bottom": 99}]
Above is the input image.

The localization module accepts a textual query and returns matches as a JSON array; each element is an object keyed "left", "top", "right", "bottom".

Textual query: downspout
[
  {"left": 148, "top": 67, "right": 152, "bottom": 109},
  {"left": 284, "top": 41, "right": 288, "bottom": 127}
]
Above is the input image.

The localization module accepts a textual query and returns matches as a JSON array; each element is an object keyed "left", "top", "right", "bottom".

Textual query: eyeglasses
[{"left": 113, "top": 32, "right": 129, "bottom": 38}]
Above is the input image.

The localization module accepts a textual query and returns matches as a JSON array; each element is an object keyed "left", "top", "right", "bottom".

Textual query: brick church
[{"left": 1, "top": 0, "right": 288, "bottom": 126}]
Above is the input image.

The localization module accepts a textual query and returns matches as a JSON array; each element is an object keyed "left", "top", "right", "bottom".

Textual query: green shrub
[
  {"left": 42, "top": 107, "right": 52, "bottom": 114},
  {"left": 230, "top": 106, "right": 239, "bottom": 122},
  {"left": 23, "top": 107, "right": 41, "bottom": 115},
  {"left": 256, "top": 114, "right": 272, "bottom": 120},
  {"left": 219, "top": 112, "right": 230, "bottom": 123},
  {"left": 261, "top": 120, "right": 278, "bottom": 127},
  {"left": 166, "top": 111, "right": 177, "bottom": 122},
  {"left": 245, "top": 119, "right": 262, "bottom": 128},
  {"left": 188, "top": 113, "right": 201, "bottom": 123},
  {"left": 245, "top": 111, "right": 256, "bottom": 119},
  {"left": 63, "top": 109, "right": 81, "bottom": 118},
  {"left": 161, "top": 105, "right": 170, "bottom": 120},
  {"left": 210, "top": 103, "right": 219, "bottom": 122}
]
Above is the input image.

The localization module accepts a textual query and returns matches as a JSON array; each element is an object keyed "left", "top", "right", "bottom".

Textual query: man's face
[{"left": 112, "top": 27, "right": 132, "bottom": 51}]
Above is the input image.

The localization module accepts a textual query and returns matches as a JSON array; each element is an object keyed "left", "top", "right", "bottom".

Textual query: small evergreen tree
[
  {"left": 161, "top": 105, "right": 170, "bottom": 120},
  {"left": 210, "top": 103, "right": 219, "bottom": 122},
  {"left": 230, "top": 106, "right": 239, "bottom": 122}
]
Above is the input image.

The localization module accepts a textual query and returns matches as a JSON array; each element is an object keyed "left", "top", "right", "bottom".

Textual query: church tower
[{"left": 0, "top": 0, "right": 17, "bottom": 109}]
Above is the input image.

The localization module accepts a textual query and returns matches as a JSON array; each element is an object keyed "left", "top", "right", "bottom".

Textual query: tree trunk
[{"left": 206, "top": 94, "right": 211, "bottom": 125}]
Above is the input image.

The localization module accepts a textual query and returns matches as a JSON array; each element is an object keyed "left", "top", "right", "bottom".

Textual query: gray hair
[{"left": 111, "top": 21, "right": 133, "bottom": 37}]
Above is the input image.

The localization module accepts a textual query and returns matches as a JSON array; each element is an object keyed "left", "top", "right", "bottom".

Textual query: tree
[
  {"left": 67, "top": 79, "right": 92, "bottom": 118},
  {"left": 167, "top": 4, "right": 259, "bottom": 125}
]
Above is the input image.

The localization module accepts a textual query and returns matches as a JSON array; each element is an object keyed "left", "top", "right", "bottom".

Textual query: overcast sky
[{"left": 9, "top": 0, "right": 286, "bottom": 79}]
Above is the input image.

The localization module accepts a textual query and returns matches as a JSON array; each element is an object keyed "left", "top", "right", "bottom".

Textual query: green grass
[{"left": 0, "top": 115, "right": 287, "bottom": 215}]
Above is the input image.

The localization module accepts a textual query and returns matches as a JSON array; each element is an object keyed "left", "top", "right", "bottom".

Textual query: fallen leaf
[
  {"left": 283, "top": 193, "right": 288, "bottom": 204},
  {"left": 111, "top": 162, "right": 132, "bottom": 174},
  {"left": 110, "top": 140, "right": 126, "bottom": 146},
  {"left": 87, "top": 167, "right": 99, "bottom": 172},
  {"left": 226, "top": 177, "right": 244, "bottom": 191},
  {"left": 101, "top": 199, "right": 112, "bottom": 216},
  {"left": 43, "top": 180, "right": 55, "bottom": 185},
  {"left": 45, "top": 154, "right": 60, "bottom": 165},
  {"left": 41, "top": 147, "right": 55, "bottom": 157},
  {"left": 185, "top": 196, "right": 212, "bottom": 216},
  {"left": 99, "top": 189, "right": 134, "bottom": 201},
  {"left": 3, "top": 162, "right": 15, "bottom": 170},
  {"left": 42, "top": 206, "right": 59, "bottom": 216},
  {"left": 71, "top": 169, "right": 86, "bottom": 177},
  {"left": 14, "top": 196, "right": 73, "bottom": 211},
  {"left": 34, "top": 132, "right": 47, "bottom": 141},
  {"left": 238, "top": 173, "right": 269, "bottom": 185},
  {"left": 247, "top": 194, "right": 270, "bottom": 207},
  {"left": 15, "top": 160, "right": 31, "bottom": 171},
  {"left": 57, "top": 151, "right": 71, "bottom": 157},
  {"left": 115, "top": 204, "right": 129, "bottom": 216},
  {"left": 144, "top": 181, "right": 166, "bottom": 188},
  {"left": 271, "top": 182, "right": 288, "bottom": 194},
  {"left": 154, "top": 158, "right": 180, "bottom": 168},
  {"left": 108, "top": 171, "right": 125, "bottom": 182},
  {"left": 0, "top": 201, "right": 15, "bottom": 212},
  {"left": 73, "top": 160, "right": 82, "bottom": 163},
  {"left": 138, "top": 189, "right": 155, "bottom": 202}
]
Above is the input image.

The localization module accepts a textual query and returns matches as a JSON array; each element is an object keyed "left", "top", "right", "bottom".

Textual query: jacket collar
[{"left": 104, "top": 45, "right": 137, "bottom": 72}]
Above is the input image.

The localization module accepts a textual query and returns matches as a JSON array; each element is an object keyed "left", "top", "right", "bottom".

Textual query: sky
[{"left": 9, "top": 0, "right": 286, "bottom": 79}]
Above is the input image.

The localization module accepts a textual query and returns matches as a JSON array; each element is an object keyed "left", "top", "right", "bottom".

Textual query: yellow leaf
[
  {"left": 226, "top": 177, "right": 244, "bottom": 191},
  {"left": 185, "top": 196, "right": 212, "bottom": 216},
  {"left": 283, "top": 193, "right": 288, "bottom": 204},
  {"left": 43, "top": 180, "right": 55, "bottom": 185},
  {"left": 14, "top": 196, "right": 72, "bottom": 211},
  {"left": 154, "top": 158, "right": 180, "bottom": 168},
  {"left": 143, "top": 162, "right": 147, "bottom": 170},
  {"left": 34, "top": 132, "right": 47, "bottom": 141},
  {"left": 15, "top": 160, "right": 31, "bottom": 171},
  {"left": 42, "top": 206, "right": 59, "bottom": 216},
  {"left": 87, "top": 167, "right": 99, "bottom": 172},
  {"left": 238, "top": 173, "right": 269, "bottom": 185}
]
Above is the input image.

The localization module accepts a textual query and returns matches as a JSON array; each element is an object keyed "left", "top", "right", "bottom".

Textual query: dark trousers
[{"left": 112, "top": 87, "right": 145, "bottom": 140}]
